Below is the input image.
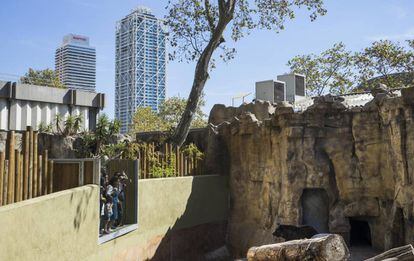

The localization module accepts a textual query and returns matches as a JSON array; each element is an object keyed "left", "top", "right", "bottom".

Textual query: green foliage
[
  {"left": 131, "top": 96, "right": 207, "bottom": 133},
  {"left": 288, "top": 42, "right": 355, "bottom": 96},
  {"left": 54, "top": 114, "right": 63, "bottom": 134},
  {"left": 354, "top": 40, "right": 414, "bottom": 90},
  {"left": 38, "top": 122, "right": 53, "bottom": 133},
  {"left": 20, "top": 68, "right": 65, "bottom": 88},
  {"left": 158, "top": 96, "right": 207, "bottom": 129},
  {"left": 131, "top": 107, "right": 168, "bottom": 133},
  {"left": 149, "top": 152, "right": 177, "bottom": 178},
  {"left": 181, "top": 143, "right": 204, "bottom": 161},
  {"left": 287, "top": 40, "right": 414, "bottom": 95},
  {"left": 165, "top": 0, "right": 326, "bottom": 67},
  {"left": 101, "top": 141, "right": 139, "bottom": 160},
  {"left": 165, "top": 0, "right": 326, "bottom": 145},
  {"left": 76, "top": 114, "right": 121, "bottom": 157},
  {"left": 62, "top": 115, "right": 83, "bottom": 136}
]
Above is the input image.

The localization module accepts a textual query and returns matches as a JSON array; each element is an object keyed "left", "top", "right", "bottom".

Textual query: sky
[{"left": 0, "top": 0, "right": 413, "bottom": 118}]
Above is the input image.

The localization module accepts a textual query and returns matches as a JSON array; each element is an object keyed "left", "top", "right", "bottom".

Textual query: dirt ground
[{"left": 350, "top": 246, "right": 381, "bottom": 261}]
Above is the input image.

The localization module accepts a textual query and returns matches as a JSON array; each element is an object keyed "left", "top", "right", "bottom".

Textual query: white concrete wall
[{"left": 1, "top": 98, "right": 94, "bottom": 131}]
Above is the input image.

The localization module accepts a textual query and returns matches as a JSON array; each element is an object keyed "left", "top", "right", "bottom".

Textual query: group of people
[{"left": 100, "top": 170, "right": 129, "bottom": 235}]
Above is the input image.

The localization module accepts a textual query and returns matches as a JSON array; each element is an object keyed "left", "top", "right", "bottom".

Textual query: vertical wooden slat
[
  {"left": 20, "top": 153, "right": 23, "bottom": 198},
  {"left": 0, "top": 151, "right": 5, "bottom": 206},
  {"left": 23, "top": 130, "right": 29, "bottom": 200},
  {"left": 14, "top": 150, "right": 21, "bottom": 202},
  {"left": 7, "top": 131, "right": 15, "bottom": 204},
  {"left": 38, "top": 155, "right": 42, "bottom": 196},
  {"left": 42, "top": 150, "right": 48, "bottom": 195},
  {"left": 33, "top": 131, "right": 38, "bottom": 197},
  {"left": 28, "top": 126, "right": 34, "bottom": 199},
  {"left": 48, "top": 160, "right": 53, "bottom": 193},
  {"left": 3, "top": 160, "right": 8, "bottom": 204},
  {"left": 179, "top": 151, "right": 183, "bottom": 176},
  {"left": 143, "top": 145, "right": 147, "bottom": 179}
]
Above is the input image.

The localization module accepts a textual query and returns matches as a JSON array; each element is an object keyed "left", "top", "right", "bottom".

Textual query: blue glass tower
[{"left": 115, "top": 7, "right": 167, "bottom": 133}]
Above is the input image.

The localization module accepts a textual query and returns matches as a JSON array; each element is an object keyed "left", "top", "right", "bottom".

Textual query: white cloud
[{"left": 367, "top": 28, "right": 414, "bottom": 42}]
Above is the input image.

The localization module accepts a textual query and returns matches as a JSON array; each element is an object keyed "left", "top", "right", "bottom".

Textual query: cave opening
[
  {"left": 391, "top": 207, "right": 405, "bottom": 248},
  {"left": 349, "top": 218, "right": 372, "bottom": 246}
]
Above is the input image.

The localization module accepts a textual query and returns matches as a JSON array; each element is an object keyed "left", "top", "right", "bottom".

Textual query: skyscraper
[
  {"left": 55, "top": 34, "right": 96, "bottom": 91},
  {"left": 115, "top": 7, "right": 167, "bottom": 133}
]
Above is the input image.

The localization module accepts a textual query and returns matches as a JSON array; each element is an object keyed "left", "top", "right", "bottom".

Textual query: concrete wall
[
  {"left": 0, "top": 81, "right": 105, "bottom": 131},
  {"left": 0, "top": 175, "right": 229, "bottom": 261}
]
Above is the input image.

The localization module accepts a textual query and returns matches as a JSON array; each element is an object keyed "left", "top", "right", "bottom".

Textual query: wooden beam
[
  {"left": 7, "top": 131, "right": 15, "bottom": 204},
  {"left": 0, "top": 151, "right": 5, "bottom": 206},
  {"left": 23, "top": 130, "right": 29, "bottom": 200},
  {"left": 33, "top": 131, "right": 38, "bottom": 197}
]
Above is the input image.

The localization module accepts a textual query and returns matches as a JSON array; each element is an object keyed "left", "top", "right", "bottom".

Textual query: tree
[
  {"left": 287, "top": 42, "right": 355, "bottom": 96},
  {"left": 354, "top": 40, "right": 414, "bottom": 91},
  {"left": 20, "top": 68, "right": 65, "bottom": 88},
  {"left": 131, "top": 96, "right": 207, "bottom": 133},
  {"left": 159, "top": 96, "right": 207, "bottom": 129},
  {"left": 286, "top": 40, "right": 414, "bottom": 95},
  {"left": 165, "top": 0, "right": 327, "bottom": 146},
  {"left": 131, "top": 107, "right": 167, "bottom": 133}
]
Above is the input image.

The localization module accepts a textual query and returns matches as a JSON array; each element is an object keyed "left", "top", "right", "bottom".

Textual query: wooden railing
[
  {"left": 0, "top": 127, "right": 54, "bottom": 206},
  {"left": 137, "top": 143, "right": 203, "bottom": 179}
]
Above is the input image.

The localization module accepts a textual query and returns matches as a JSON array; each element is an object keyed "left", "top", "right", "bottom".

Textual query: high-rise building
[
  {"left": 55, "top": 34, "right": 96, "bottom": 91},
  {"left": 115, "top": 7, "right": 167, "bottom": 133}
]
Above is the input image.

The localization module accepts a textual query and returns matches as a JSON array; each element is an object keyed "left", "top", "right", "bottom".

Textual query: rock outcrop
[{"left": 211, "top": 87, "right": 414, "bottom": 257}]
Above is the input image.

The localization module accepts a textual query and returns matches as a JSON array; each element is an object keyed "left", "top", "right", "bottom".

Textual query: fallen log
[
  {"left": 247, "top": 234, "right": 349, "bottom": 261},
  {"left": 365, "top": 244, "right": 414, "bottom": 261}
]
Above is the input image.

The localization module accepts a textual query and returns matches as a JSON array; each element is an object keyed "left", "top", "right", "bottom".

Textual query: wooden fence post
[
  {"left": 0, "top": 151, "right": 5, "bottom": 206},
  {"left": 33, "top": 131, "right": 38, "bottom": 197},
  {"left": 14, "top": 150, "right": 21, "bottom": 202},
  {"left": 42, "top": 150, "right": 48, "bottom": 195},
  {"left": 20, "top": 152, "right": 23, "bottom": 199},
  {"left": 28, "top": 126, "right": 34, "bottom": 199},
  {"left": 3, "top": 160, "right": 8, "bottom": 203},
  {"left": 23, "top": 130, "right": 29, "bottom": 200},
  {"left": 38, "top": 155, "right": 42, "bottom": 196},
  {"left": 48, "top": 160, "right": 53, "bottom": 193},
  {"left": 7, "top": 131, "right": 15, "bottom": 204}
]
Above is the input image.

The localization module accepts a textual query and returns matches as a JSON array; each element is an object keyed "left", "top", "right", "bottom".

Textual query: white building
[
  {"left": 55, "top": 34, "right": 96, "bottom": 91},
  {"left": 115, "top": 7, "right": 167, "bottom": 133},
  {"left": 0, "top": 81, "right": 105, "bottom": 131},
  {"left": 255, "top": 73, "right": 306, "bottom": 103}
]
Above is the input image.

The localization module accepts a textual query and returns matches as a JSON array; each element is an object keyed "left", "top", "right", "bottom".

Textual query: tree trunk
[
  {"left": 170, "top": 1, "right": 235, "bottom": 146},
  {"left": 247, "top": 234, "right": 350, "bottom": 261},
  {"left": 365, "top": 245, "right": 414, "bottom": 261}
]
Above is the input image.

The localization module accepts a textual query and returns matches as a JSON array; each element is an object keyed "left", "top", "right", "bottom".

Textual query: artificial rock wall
[{"left": 210, "top": 88, "right": 414, "bottom": 257}]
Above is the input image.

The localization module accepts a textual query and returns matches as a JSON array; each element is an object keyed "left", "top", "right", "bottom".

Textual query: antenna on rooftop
[{"left": 232, "top": 92, "right": 252, "bottom": 106}]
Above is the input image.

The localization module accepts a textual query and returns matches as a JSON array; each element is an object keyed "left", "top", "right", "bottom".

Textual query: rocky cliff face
[{"left": 211, "top": 88, "right": 414, "bottom": 257}]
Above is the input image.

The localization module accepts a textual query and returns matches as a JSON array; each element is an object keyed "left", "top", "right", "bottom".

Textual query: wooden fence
[
  {"left": 0, "top": 127, "right": 54, "bottom": 207},
  {"left": 137, "top": 143, "right": 203, "bottom": 179}
]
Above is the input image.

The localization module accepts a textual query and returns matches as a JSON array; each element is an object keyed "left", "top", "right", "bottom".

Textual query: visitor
[
  {"left": 115, "top": 171, "right": 129, "bottom": 227},
  {"left": 104, "top": 196, "right": 113, "bottom": 234},
  {"left": 107, "top": 176, "right": 120, "bottom": 230},
  {"left": 99, "top": 171, "right": 109, "bottom": 235}
]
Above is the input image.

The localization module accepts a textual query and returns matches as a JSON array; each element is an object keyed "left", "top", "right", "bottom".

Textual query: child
[
  {"left": 104, "top": 178, "right": 115, "bottom": 234},
  {"left": 107, "top": 176, "right": 120, "bottom": 230},
  {"left": 104, "top": 197, "right": 113, "bottom": 234}
]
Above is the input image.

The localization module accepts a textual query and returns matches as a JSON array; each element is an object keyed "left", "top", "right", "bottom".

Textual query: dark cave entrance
[
  {"left": 391, "top": 207, "right": 405, "bottom": 248},
  {"left": 350, "top": 219, "right": 372, "bottom": 246},
  {"left": 301, "top": 188, "right": 329, "bottom": 233}
]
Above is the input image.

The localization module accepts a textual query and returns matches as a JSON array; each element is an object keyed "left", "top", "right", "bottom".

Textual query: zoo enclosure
[{"left": 134, "top": 142, "right": 204, "bottom": 179}]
